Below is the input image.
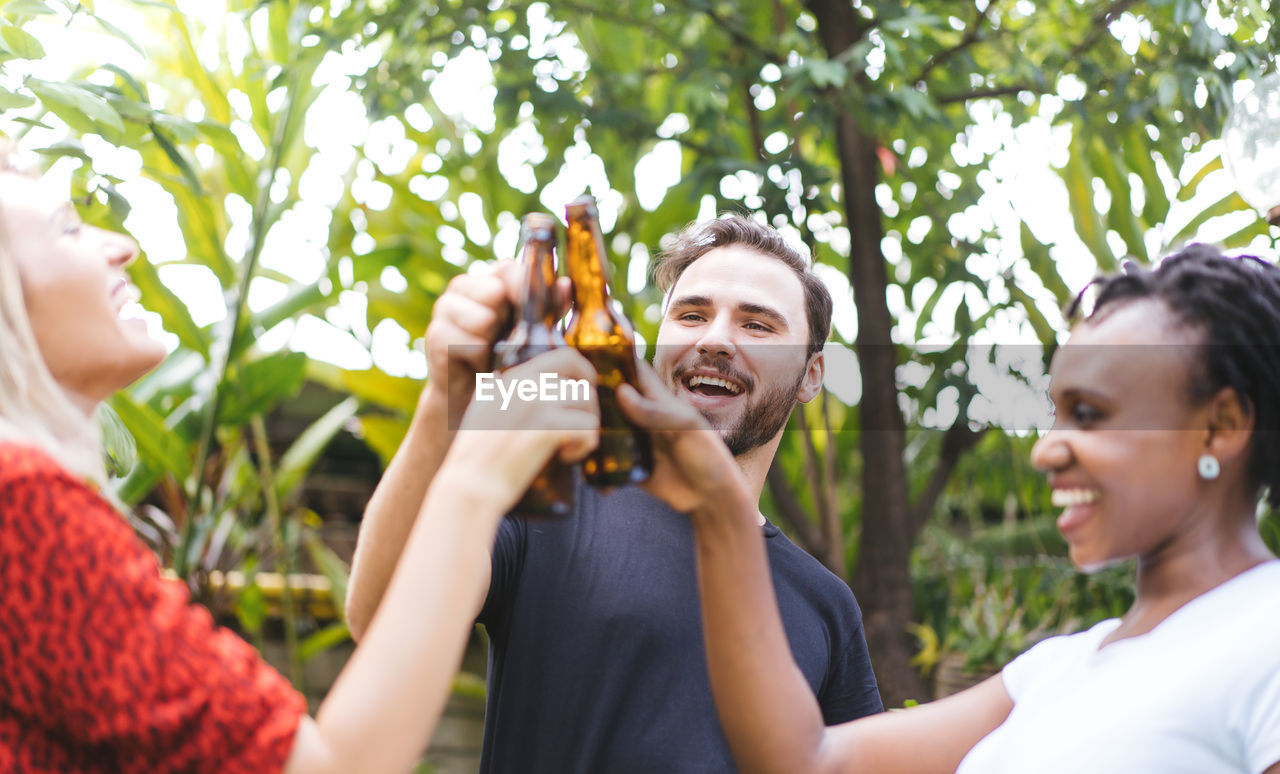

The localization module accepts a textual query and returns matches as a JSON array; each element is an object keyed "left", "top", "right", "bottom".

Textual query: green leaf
[
  {"left": 340, "top": 368, "right": 423, "bottom": 413},
  {"left": 806, "top": 58, "right": 846, "bottom": 89},
  {"left": 274, "top": 396, "right": 359, "bottom": 503},
  {"left": 2, "top": 0, "right": 56, "bottom": 18},
  {"left": 1218, "top": 217, "right": 1269, "bottom": 250},
  {"left": 1177, "top": 155, "right": 1223, "bottom": 202},
  {"left": 28, "top": 78, "right": 125, "bottom": 135},
  {"left": 33, "top": 138, "right": 90, "bottom": 162},
  {"left": 219, "top": 350, "right": 308, "bottom": 427},
  {"left": 127, "top": 255, "right": 210, "bottom": 357},
  {"left": 108, "top": 392, "right": 193, "bottom": 481},
  {"left": 150, "top": 121, "right": 203, "bottom": 194},
  {"left": 0, "top": 85, "right": 33, "bottom": 110},
  {"left": 1123, "top": 128, "right": 1170, "bottom": 225},
  {"left": 92, "top": 12, "right": 146, "bottom": 58},
  {"left": 303, "top": 531, "right": 350, "bottom": 625},
  {"left": 231, "top": 283, "right": 328, "bottom": 360},
  {"left": 299, "top": 621, "right": 350, "bottom": 662},
  {"left": 1164, "top": 192, "right": 1254, "bottom": 248},
  {"left": 101, "top": 63, "right": 147, "bottom": 101},
  {"left": 0, "top": 24, "right": 43, "bottom": 59},
  {"left": 914, "top": 280, "right": 946, "bottom": 340},
  {"left": 9, "top": 115, "right": 52, "bottom": 130},
  {"left": 114, "top": 458, "right": 163, "bottom": 505},
  {"left": 1060, "top": 129, "right": 1116, "bottom": 271},
  {"left": 1019, "top": 222, "right": 1072, "bottom": 306},
  {"left": 235, "top": 581, "right": 268, "bottom": 636},
  {"left": 1087, "top": 136, "right": 1147, "bottom": 262},
  {"left": 101, "top": 182, "right": 131, "bottom": 220},
  {"left": 355, "top": 414, "right": 411, "bottom": 466},
  {"left": 120, "top": 0, "right": 180, "bottom": 9},
  {"left": 97, "top": 401, "right": 138, "bottom": 478},
  {"left": 1006, "top": 276, "right": 1057, "bottom": 348}
]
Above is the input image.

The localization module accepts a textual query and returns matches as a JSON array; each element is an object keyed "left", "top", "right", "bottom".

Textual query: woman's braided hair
[{"left": 1069, "top": 243, "right": 1280, "bottom": 507}]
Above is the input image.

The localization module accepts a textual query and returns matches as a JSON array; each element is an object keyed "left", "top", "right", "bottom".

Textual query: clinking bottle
[
  {"left": 494, "top": 212, "right": 575, "bottom": 518},
  {"left": 563, "top": 195, "right": 653, "bottom": 487}
]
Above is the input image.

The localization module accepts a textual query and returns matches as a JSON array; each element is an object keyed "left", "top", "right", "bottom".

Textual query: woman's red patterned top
[{"left": 0, "top": 442, "right": 306, "bottom": 772}]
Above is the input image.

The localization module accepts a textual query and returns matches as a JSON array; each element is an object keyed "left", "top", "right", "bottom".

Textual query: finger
[
  {"left": 432, "top": 292, "right": 504, "bottom": 341},
  {"left": 632, "top": 359, "right": 673, "bottom": 399},
  {"left": 554, "top": 417, "right": 601, "bottom": 463},
  {"left": 555, "top": 277, "right": 573, "bottom": 319},
  {"left": 490, "top": 260, "right": 526, "bottom": 308},
  {"left": 510, "top": 348, "right": 598, "bottom": 389},
  {"left": 617, "top": 382, "right": 680, "bottom": 430},
  {"left": 429, "top": 327, "right": 493, "bottom": 376},
  {"left": 427, "top": 316, "right": 502, "bottom": 378},
  {"left": 446, "top": 270, "right": 509, "bottom": 308},
  {"left": 446, "top": 269, "right": 517, "bottom": 338}
]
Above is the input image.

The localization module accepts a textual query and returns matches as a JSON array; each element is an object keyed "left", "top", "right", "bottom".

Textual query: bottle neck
[
  {"left": 566, "top": 217, "right": 612, "bottom": 312},
  {"left": 519, "top": 241, "right": 558, "bottom": 328}
]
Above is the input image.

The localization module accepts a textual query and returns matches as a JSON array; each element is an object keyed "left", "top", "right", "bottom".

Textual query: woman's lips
[{"left": 1052, "top": 488, "right": 1100, "bottom": 535}]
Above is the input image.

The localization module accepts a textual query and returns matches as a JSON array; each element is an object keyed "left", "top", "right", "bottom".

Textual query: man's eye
[
  {"left": 744, "top": 321, "right": 770, "bottom": 332},
  {"left": 679, "top": 313, "right": 705, "bottom": 322}
]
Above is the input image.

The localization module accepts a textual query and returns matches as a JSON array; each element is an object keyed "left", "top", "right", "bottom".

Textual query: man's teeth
[
  {"left": 1051, "top": 488, "right": 1100, "bottom": 507},
  {"left": 687, "top": 375, "right": 741, "bottom": 394}
]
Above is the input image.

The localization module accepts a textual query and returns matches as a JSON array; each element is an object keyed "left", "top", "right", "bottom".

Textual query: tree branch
[
  {"left": 818, "top": 393, "right": 846, "bottom": 577},
  {"left": 672, "top": 0, "right": 787, "bottom": 65},
  {"left": 927, "top": 0, "right": 1136, "bottom": 108},
  {"left": 794, "top": 408, "right": 831, "bottom": 529},
  {"left": 935, "top": 83, "right": 1050, "bottom": 105},
  {"left": 742, "top": 76, "right": 765, "bottom": 159},
  {"left": 765, "top": 457, "right": 828, "bottom": 559},
  {"left": 913, "top": 0, "right": 998, "bottom": 86},
  {"left": 1070, "top": 0, "right": 1142, "bottom": 60},
  {"left": 907, "top": 421, "right": 987, "bottom": 538}
]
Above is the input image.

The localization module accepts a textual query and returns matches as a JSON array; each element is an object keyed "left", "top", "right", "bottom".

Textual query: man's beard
[
  {"left": 713, "top": 370, "right": 805, "bottom": 456},
  {"left": 673, "top": 353, "right": 806, "bottom": 457}
]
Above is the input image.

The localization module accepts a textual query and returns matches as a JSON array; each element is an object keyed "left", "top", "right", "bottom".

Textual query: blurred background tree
[{"left": 3, "top": 0, "right": 1275, "bottom": 712}]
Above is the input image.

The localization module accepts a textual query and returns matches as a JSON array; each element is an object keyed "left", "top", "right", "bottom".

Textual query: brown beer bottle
[
  {"left": 494, "top": 212, "right": 575, "bottom": 518},
  {"left": 563, "top": 195, "right": 653, "bottom": 487}
]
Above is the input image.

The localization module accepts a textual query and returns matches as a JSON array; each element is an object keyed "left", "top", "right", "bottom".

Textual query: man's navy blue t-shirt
[{"left": 476, "top": 485, "right": 882, "bottom": 773}]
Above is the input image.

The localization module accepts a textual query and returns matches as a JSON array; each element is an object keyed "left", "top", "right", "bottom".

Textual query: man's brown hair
[{"left": 652, "top": 215, "right": 833, "bottom": 357}]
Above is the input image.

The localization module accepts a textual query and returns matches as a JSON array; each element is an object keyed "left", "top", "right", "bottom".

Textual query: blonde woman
[{"left": 0, "top": 152, "right": 603, "bottom": 773}]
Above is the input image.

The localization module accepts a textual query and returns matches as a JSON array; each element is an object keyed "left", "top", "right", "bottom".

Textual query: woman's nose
[
  {"left": 103, "top": 229, "right": 139, "bottom": 268},
  {"left": 1029, "top": 427, "right": 1071, "bottom": 473}
]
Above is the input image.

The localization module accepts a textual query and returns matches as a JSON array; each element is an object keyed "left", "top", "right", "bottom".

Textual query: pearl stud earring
[{"left": 1197, "top": 454, "right": 1220, "bottom": 480}]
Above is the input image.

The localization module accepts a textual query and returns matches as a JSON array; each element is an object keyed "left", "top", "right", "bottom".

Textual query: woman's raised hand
[{"left": 442, "top": 347, "right": 599, "bottom": 512}]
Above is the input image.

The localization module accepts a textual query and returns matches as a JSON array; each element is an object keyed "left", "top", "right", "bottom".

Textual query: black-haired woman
[{"left": 631, "top": 244, "right": 1280, "bottom": 773}]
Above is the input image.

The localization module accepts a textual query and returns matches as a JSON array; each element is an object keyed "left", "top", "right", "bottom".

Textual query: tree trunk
[{"left": 805, "top": 0, "right": 928, "bottom": 707}]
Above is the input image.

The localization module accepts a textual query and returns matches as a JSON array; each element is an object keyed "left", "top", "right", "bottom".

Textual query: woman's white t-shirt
[{"left": 957, "top": 560, "right": 1280, "bottom": 774}]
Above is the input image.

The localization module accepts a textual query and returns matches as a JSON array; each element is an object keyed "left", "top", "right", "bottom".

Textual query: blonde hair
[{"left": 0, "top": 147, "right": 106, "bottom": 482}]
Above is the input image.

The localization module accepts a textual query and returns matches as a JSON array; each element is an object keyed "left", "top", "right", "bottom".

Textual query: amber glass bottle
[
  {"left": 494, "top": 213, "right": 575, "bottom": 518},
  {"left": 563, "top": 195, "right": 653, "bottom": 486}
]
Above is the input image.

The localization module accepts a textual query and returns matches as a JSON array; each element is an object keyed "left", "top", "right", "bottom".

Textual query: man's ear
[
  {"left": 1205, "top": 386, "right": 1254, "bottom": 466},
  {"left": 797, "top": 350, "right": 824, "bottom": 403}
]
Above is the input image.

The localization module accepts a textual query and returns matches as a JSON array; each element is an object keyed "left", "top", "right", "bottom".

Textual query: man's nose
[{"left": 695, "top": 315, "right": 737, "bottom": 358}]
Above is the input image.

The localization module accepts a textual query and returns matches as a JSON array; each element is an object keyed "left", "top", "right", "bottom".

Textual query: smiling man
[{"left": 346, "top": 214, "right": 882, "bottom": 773}]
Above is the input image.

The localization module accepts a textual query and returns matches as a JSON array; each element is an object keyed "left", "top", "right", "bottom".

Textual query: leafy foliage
[{"left": 5, "top": 0, "right": 1276, "bottom": 703}]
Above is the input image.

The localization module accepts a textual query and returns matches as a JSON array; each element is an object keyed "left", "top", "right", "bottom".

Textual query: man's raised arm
[{"left": 345, "top": 263, "right": 523, "bottom": 640}]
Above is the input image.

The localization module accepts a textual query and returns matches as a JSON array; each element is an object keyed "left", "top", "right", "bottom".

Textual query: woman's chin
[
  {"left": 1070, "top": 549, "right": 1129, "bottom": 575},
  {"left": 107, "top": 341, "right": 168, "bottom": 394}
]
